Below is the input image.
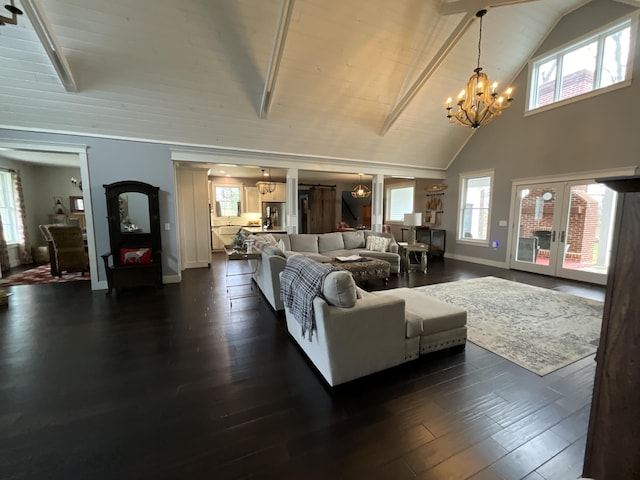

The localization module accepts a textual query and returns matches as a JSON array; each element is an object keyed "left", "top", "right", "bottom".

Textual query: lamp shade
[{"left": 403, "top": 213, "right": 422, "bottom": 227}]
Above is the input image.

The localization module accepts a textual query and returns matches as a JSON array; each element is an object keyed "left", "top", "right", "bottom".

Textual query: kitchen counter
[{"left": 241, "top": 226, "right": 287, "bottom": 234}]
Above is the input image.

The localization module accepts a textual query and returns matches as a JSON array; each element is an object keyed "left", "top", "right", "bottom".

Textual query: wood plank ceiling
[{"left": 0, "top": 0, "right": 588, "bottom": 171}]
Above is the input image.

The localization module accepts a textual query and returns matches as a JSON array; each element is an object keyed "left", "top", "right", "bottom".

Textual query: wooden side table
[{"left": 399, "top": 242, "right": 429, "bottom": 274}]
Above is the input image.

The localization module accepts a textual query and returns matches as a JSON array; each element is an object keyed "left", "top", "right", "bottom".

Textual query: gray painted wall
[
  {"left": 0, "top": 130, "right": 178, "bottom": 282},
  {"left": 443, "top": 0, "right": 639, "bottom": 264}
]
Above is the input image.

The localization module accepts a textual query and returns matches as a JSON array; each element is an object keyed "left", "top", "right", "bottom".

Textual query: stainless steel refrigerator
[{"left": 262, "top": 202, "right": 286, "bottom": 230}]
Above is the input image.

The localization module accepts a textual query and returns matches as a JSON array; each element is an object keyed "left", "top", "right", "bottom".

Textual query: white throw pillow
[
  {"left": 322, "top": 271, "right": 357, "bottom": 308},
  {"left": 277, "top": 238, "right": 287, "bottom": 252},
  {"left": 365, "top": 235, "right": 390, "bottom": 252}
]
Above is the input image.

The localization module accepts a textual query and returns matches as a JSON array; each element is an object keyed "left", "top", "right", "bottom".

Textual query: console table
[{"left": 415, "top": 227, "right": 446, "bottom": 257}]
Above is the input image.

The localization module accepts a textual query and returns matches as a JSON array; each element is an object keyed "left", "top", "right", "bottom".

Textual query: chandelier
[
  {"left": 0, "top": 1, "right": 22, "bottom": 26},
  {"left": 351, "top": 174, "right": 371, "bottom": 199},
  {"left": 257, "top": 169, "right": 276, "bottom": 195},
  {"left": 446, "top": 9, "right": 513, "bottom": 129}
]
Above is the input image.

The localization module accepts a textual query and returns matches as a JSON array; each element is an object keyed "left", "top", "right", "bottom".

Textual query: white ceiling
[
  {"left": 0, "top": 148, "right": 79, "bottom": 167},
  {"left": 0, "top": 0, "right": 589, "bottom": 172}
]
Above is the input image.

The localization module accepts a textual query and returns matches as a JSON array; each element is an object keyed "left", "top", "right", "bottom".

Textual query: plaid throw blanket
[{"left": 280, "top": 256, "right": 337, "bottom": 341}]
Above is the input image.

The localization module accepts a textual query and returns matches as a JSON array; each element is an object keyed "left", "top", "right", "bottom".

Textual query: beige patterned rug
[{"left": 415, "top": 276, "right": 603, "bottom": 375}]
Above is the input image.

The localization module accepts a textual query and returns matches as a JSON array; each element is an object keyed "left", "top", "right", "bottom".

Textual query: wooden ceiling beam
[
  {"left": 380, "top": 11, "right": 474, "bottom": 136},
  {"left": 440, "top": 0, "right": 541, "bottom": 16},
  {"left": 259, "top": 0, "right": 295, "bottom": 119},
  {"left": 20, "top": 0, "right": 77, "bottom": 92}
]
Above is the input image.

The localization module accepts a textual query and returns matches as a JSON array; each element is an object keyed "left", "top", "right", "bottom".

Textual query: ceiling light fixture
[
  {"left": 257, "top": 169, "right": 276, "bottom": 195},
  {"left": 446, "top": 9, "right": 513, "bottom": 129},
  {"left": 351, "top": 174, "right": 371, "bottom": 199},
  {"left": 0, "top": 0, "right": 22, "bottom": 26}
]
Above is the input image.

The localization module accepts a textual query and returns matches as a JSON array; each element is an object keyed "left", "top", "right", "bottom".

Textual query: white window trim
[
  {"left": 525, "top": 12, "right": 637, "bottom": 116},
  {"left": 457, "top": 169, "right": 494, "bottom": 247},
  {"left": 385, "top": 181, "right": 415, "bottom": 224}
]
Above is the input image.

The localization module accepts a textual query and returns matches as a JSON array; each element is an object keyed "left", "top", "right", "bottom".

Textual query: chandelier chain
[{"left": 477, "top": 12, "right": 483, "bottom": 71}]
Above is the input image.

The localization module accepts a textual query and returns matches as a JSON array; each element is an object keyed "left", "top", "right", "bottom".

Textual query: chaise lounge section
[{"left": 280, "top": 259, "right": 467, "bottom": 386}]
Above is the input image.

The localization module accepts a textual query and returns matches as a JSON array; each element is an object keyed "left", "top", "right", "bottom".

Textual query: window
[
  {"left": 386, "top": 184, "right": 414, "bottom": 222},
  {"left": 214, "top": 185, "right": 241, "bottom": 217},
  {"left": 0, "top": 171, "right": 18, "bottom": 244},
  {"left": 458, "top": 171, "right": 493, "bottom": 244},
  {"left": 528, "top": 17, "right": 633, "bottom": 112}
]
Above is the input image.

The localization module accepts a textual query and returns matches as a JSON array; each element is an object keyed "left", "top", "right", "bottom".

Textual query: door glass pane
[
  {"left": 515, "top": 187, "right": 556, "bottom": 266},
  {"left": 559, "top": 42, "right": 597, "bottom": 100},
  {"left": 562, "top": 183, "right": 616, "bottom": 273}
]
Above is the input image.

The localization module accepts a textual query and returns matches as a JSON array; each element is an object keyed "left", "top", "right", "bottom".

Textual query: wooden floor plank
[{"left": 0, "top": 255, "right": 604, "bottom": 479}]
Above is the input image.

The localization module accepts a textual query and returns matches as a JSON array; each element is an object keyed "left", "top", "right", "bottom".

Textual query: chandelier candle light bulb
[{"left": 445, "top": 9, "right": 514, "bottom": 129}]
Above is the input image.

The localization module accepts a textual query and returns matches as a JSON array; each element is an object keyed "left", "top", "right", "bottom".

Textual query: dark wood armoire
[
  {"left": 101, "top": 181, "right": 163, "bottom": 294},
  {"left": 582, "top": 175, "right": 640, "bottom": 479}
]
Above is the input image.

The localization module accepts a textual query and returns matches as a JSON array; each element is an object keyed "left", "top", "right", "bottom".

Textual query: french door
[{"left": 510, "top": 180, "right": 617, "bottom": 285}]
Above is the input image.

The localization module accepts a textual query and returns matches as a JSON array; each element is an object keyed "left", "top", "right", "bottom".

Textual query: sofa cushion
[
  {"left": 384, "top": 288, "right": 467, "bottom": 335},
  {"left": 342, "top": 231, "right": 365, "bottom": 249},
  {"left": 370, "top": 291, "right": 422, "bottom": 339},
  {"left": 273, "top": 234, "right": 291, "bottom": 251},
  {"left": 322, "top": 271, "right": 357, "bottom": 308},
  {"left": 290, "top": 234, "right": 319, "bottom": 253},
  {"left": 366, "top": 235, "right": 390, "bottom": 252},
  {"left": 252, "top": 234, "right": 278, "bottom": 251},
  {"left": 262, "top": 244, "right": 285, "bottom": 257},
  {"left": 318, "top": 232, "right": 345, "bottom": 253}
]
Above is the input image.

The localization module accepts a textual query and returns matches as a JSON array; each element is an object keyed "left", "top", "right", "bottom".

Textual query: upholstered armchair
[
  {"left": 46, "top": 225, "right": 89, "bottom": 277},
  {"left": 39, "top": 224, "right": 58, "bottom": 276}
]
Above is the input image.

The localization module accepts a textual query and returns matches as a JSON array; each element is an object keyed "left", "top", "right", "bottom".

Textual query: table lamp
[{"left": 403, "top": 213, "right": 423, "bottom": 244}]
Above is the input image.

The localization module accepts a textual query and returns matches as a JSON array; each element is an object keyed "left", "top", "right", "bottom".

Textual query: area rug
[
  {"left": 0, "top": 264, "right": 91, "bottom": 286},
  {"left": 416, "top": 276, "right": 603, "bottom": 375}
]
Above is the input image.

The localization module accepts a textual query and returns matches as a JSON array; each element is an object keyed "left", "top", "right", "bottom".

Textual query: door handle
[
  {"left": 551, "top": 230, "right": 556, "bottom": 242},
  {"left": 560, "top": 230, "right": 566, "bottom": 243}
]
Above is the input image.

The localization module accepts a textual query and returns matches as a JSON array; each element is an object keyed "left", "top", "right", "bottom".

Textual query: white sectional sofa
[
  {"left": 249, "top": 230, "right": 400, "bottom": 311},
  {"left": 281, "top": 267, "right": 467, "bottom": 386}
]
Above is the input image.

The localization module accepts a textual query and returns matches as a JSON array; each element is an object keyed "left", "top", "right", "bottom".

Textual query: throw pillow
[
  {"left": 277, "top": 238, "right": 287, "bottom": 252},
  {"left": 120, "top": 247, "right": 152, "bottom": 264},
  {"left": 322, "top": 271, "right": 357, "bottom": 308},
  {"left": 365, "top": 235, "right": 390, "bottom": 252}
]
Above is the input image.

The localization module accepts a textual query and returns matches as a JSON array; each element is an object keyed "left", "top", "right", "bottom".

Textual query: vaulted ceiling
[{"left": 0, "top": 0, "right": 591, "bottom": 173}]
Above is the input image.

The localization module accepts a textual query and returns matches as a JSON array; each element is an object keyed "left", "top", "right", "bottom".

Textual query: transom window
[
  {"left": 386, "top": 184, "right": 414, "bottom": 222},
  {"left": 528, "top": 16, "right": 634, "bottom": 112},
  {"left": 458, "top": 171, "right": 493, "bottom": 245}
]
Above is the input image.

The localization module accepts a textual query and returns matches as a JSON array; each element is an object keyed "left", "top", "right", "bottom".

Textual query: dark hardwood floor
[{"left": 0, "top": 254, "right": 604, "bottom": 479}]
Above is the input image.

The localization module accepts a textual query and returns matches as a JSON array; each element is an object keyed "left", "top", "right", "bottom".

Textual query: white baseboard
[{"left": 444, "top": 252, "right": 509, "bottom": 269}]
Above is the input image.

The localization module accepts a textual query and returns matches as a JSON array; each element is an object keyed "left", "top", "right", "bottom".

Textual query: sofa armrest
[{"left": 310, "top": 295, "right": 407, "bottom": 384}]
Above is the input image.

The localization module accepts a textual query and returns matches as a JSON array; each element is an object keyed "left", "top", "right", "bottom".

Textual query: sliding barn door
[{"left": 309, "top": 187, "right": 336, "bottom": 233}]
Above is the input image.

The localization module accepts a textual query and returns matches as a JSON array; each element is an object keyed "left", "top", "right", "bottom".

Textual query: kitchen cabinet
[
  {"left": 258, "top": 183, "right": 286, "bottom": 202},
  {"left": 244, "top": 186, "right": 260, "bottom": 213}
]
